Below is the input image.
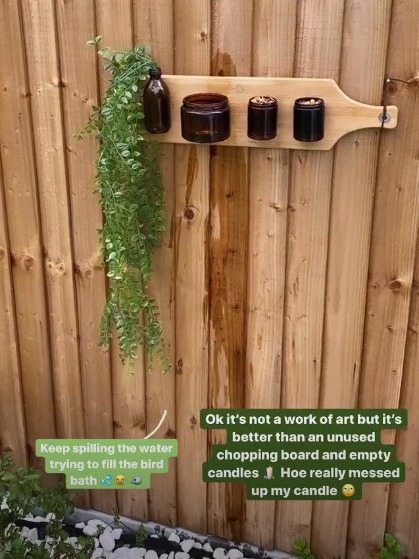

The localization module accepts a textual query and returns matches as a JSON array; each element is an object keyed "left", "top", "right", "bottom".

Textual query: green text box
[
  {"left": 36, "top": 439, "right": 178, "bottom": 489},
  {"left": 201, "top": 409, "right": 407, "bottom": 500}
]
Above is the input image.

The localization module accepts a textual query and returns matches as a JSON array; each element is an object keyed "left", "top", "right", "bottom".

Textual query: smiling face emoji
[
  {"left": 115, "top": 474, "right": 126, "bottom": 486},
  {"left": 342, "top": 483, "right": 355, "bottom": 497}
]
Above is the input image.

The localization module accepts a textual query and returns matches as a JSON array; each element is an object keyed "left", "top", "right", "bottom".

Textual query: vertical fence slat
[
  {"left": 208, "top": 0, "right": 253, "bottom": 541},
  {"left": 94, "top": 0, "right": 149, "bottom": 520},
  {"left": 0, "top": 0, "right": 56, "bottom": 469},
  {"left": 174, "top": 0, "right": 211, "bottom": 534},
  {"left": 56, "top": 0, "right": 116, "bottom": 514},
  {"left": 311, "top": 1, "right": 393, "bottom": 557},
  {"left": 347, "top": 0, "right": 419, "bottom": 554},
  {"left": 0, "top": 160, "right": 27, "bottom": 464},
  {"left": 133, "top": 0, "right": 177, "bottom": 526},
  {"left": 277, "top": 0, "right": 344, "bottom": 552},
  {"left": 20, "top": 0, "right": 85, "bottom": 440},
  {"left": 387, "top": 236, "right": 419, "bottom": 557},
  {"left": 244, "top": 0, "right": 297, "bottom": 549}
]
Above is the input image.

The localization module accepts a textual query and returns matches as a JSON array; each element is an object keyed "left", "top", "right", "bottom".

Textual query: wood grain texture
[
  {"left": 95, "top": 0, "right": 133, "bottom": 96},
  {"left": 174, "top": 0, "right": 211, "bottom": 534},
  {"left": 311, "top": 2, "right": 393, "bottom": 557},
  {"left": 0, "top": 160, "right": 27, "bottom": 464},
  {"left": 56, "top": 0, "right": 116, "bottom": 514},
  {"left": 244, "top": 0, "right": 297, "bottom": 549},
  {"left": 387, "top": 236, "right": 419, "bottom": 557},
  {"left": 0, "top": 0, "right": 56, "bottom": 469},
  {"left": 152, "top": 75, "right": 397, "bottom": 150},
  {"left": 21, "top": 0, "right": 85, "bottom": 441},
  {"left": 1, "top": 2, "right": 419, "bottom": 552},
  {"left": 94, "top": 0, "right": 148, "bottom": 519},
  {"left": 276, "top": 0, "right": 344, "bottom": 552},
  {"left": 208, "top": 0, "right": 253, "bottom": 541},
  {"left": 347, "top": 0, "right": 419, "bottom": 555},
  {"left": 133, "top": 0, "right": 177, "bottom": 527}
]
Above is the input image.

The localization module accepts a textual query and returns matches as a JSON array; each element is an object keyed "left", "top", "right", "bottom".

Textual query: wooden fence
[{"left": 0, "top": 1, "right": 418, "bottom": 557}]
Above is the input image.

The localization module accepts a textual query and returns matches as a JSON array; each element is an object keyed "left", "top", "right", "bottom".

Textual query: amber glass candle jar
[
  {"left": 181, "top": 93, "right": 230, "bottom": 143},
  {"left": 293, "top": 97, "right": 325, "bottom": 142},
  {"left": 247, "top": 96, "right": 278, "bottom": 140}
]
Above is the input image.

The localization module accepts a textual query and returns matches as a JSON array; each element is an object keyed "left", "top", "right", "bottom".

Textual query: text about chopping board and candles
[{"left": 200, "top": 409, "right": 407, "bottom": 500}]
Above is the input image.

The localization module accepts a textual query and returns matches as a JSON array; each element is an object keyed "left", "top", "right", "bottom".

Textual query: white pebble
[
  {"left": 100, "top": 532, "right": 116, "bottom": 552},
  {"left": 128, "top": 549, "right": 146, "bottom": 559},
  {"left": 168, "top": 533, "right": 180, "bottom": 543},
  {"left": 168, "top": 551, "right": 175, "bottom": 559},
  {"left": 194, "top": 543, "right": 202, "bottom": 549},
  {"left": 104, "top": 526, "right": 113, "bottom": 534},
  {"left": 67, "top": 536, "right": 80, "bottom": 548},
  {"left": 84, "top": 525, "right": 99, "bottom": 536},
  {"left": 112, "top": 528, "right": 123, "bottom": 540},
  {"left": 104, "top": 553, "right": 115, "bottom": 559},
  {"left": 213, "top": 548, "right": 227, "bottom": 559},
  {"left": 89, "top": 519, "right": 109, "bottom": 529},
  {"left": 21, "top": 526, "right": 30, "bottom": 538},
  {"left": 27, "top": 528, "right": 39, "bottom": 543},
  {"left": 160, "top": 554, "right": 168, "bottom": 559},
  {"left": 175, "top": 553, "right": 189, "bottom": 559},
  {"left": 115, "top": 547, "right": 129, "bottom": 558},
  {"left": 144, "top": 550, "right": 158, "bottom": 559},
  {"left": 91, "top": 549, "right": 103, "bottom": 559},
  {"left": 32, "top": 515, "right": 46, "bottom": 522},
  {"left": 151, "top": 534, "right": 159, "bottom": 539},
  {"left": 76, "top": 522, "right": 86, "bottom": 529},
  {"left": 203, "top": 543, "right": 213, "bottom": 552},
  {"left": 180, "top": 540, "right": 195, "bottom": 553},
  {"left": 45, "top": 512, "right": 56, "bottom": 521},
  {"left": 228, "top": 550, "right": 243, "bottom": 559}
]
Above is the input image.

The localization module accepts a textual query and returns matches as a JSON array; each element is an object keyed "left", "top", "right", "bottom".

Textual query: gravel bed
[{"left": 17, "top": 507, "right": 295, "bottom": 559}]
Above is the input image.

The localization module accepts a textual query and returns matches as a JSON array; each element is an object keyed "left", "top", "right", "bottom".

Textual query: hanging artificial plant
[{"left": 82, "top": 39, "right": 167, "bottom": 370}]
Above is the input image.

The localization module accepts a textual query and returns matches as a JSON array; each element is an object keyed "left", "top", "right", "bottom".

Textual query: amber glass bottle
[{"left": 143, "top": 68, "right": 171, "bottom": 134}]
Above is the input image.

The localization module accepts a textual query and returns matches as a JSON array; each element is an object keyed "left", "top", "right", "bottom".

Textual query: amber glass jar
[
  {"left": 143, "top": 67, "right": 171, "bottom": 134},
  {"left": 247, "top": 96, "right": 278, "bottom": 140},
  {"left": 293, "top": 97, "right": 325, "bottom": 142},
  {"left": 181, "top": 93, "right": 230, "bottom": 143}
]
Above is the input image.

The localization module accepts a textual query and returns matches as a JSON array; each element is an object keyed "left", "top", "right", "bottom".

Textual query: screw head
[{"left": 379, "top": 112, "right": 391, "bottom": 124}]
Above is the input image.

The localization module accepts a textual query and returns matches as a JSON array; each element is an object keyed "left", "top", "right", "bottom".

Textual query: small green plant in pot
[
  {"left": 81, "top": 39, "right": 168, "bottom": 372},
  {"left": 0, "top": 453, "right": 94, "bottom": 558}
]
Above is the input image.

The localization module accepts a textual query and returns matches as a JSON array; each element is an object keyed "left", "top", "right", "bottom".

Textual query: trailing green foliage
[
  {"left": 0, "top": 453, "right": 94, "bottom": 558},
  {"left": 82, "top": 39, "right": 167, "bottom": 370}
]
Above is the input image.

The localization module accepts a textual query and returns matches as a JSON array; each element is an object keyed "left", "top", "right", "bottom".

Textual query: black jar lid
[
  {"left": 149, "top": 67, "right": 162, "bottom": 78},
  {"left": 182, "top": 93, "right": 229, "bottom": 111}
]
